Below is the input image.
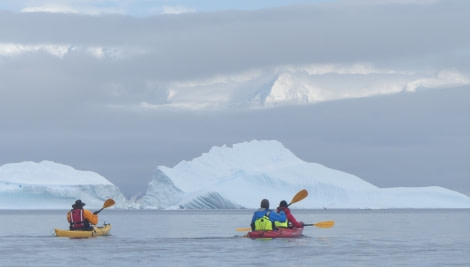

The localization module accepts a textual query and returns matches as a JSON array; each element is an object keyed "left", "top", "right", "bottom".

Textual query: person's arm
[
  {"left": 286, "top": 209, "right": 303, "bottom": 228},
  {"left": 270, "top": 210, "right": 286, "bottom": 222},
  {"left": 83, "top": 209, "right": 98, "bottom": 225},
  {"left": 67, "top": 212, "right": 71, "bottom": 223}
]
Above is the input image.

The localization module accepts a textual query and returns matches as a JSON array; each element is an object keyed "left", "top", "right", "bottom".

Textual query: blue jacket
[{"left": 251, "top": 208, "right": 286, "bottom": 226}]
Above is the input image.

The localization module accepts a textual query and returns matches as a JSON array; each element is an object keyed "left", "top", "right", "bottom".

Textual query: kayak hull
[
  {"left": 247, "top": 227, "right": 303, "bottom": 238},
  {"left": 55, "top": 224, "right": 111, "bottom": 238}
]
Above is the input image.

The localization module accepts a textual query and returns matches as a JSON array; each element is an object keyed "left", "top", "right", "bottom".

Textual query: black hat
[
  {"left": 279, "top": 200, "right": 288, "bottom": 207},
  {"left": 72, "top": 199, "right": 85, "bottom": 209},
  {"left": 261, "top": 199, "right": 269, "bottom": 209}
]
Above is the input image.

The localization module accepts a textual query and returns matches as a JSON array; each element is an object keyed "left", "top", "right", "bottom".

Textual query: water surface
[{"left": 0, "top": 209, "right": 468, "bottom": 266}]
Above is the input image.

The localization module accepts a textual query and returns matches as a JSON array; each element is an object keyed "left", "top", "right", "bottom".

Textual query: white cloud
[
  {"left": 264, "top": 65, "right": 470, "bottom": 106},
  {"left": 404, "top": 69, "right": 470, "bottom": 92},
  {"left": 15, "top": 1, "right": 195, "bottom": 16},
  {"left": 0, "top": 42, "right": 128, "bottom": 59},
  {"left": 0, "top": 43, "right": 74, "bottom": 57},
  {"left": 161, "top": 6, "right": 195, "bottom": 15},
  {"left": 138, "top": 63, "right": 470, "bottom": 110},
  {"left": 21, "top": 5, "right": 79, "bottom": 14}
]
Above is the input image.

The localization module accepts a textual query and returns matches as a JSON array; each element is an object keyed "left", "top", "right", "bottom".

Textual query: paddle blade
[
  {"left": 305, "top": 220, "right": 334, "bottom": 228},
  {"left": 289, "top": 189, "right": 308, "bottom": 205},
  {"left": 236, "top": 227, "right": 252, "bottom": 232},
  {"left": 103, "top": 199, "right": 115, "bottom": 208}
]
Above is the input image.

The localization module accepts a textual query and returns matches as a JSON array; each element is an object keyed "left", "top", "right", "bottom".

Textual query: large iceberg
[
  {"left": 2, "top": 141, "right": 470, "bottom": 209},
  {"left": 0, "top": 161, "right": 129, "bottom": 209},
  {"left": 141, "top": 140, "right": 470, "bottom": 209}
]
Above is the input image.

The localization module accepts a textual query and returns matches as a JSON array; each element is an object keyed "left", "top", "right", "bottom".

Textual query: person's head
[
  {"left": 260, "top": 199, "right": 269, "bottom": 209},
  {"left": 279, "top": 200, "right": 288, "bottom": 208},
  {"left": 72, "top": 199, "right": 85, "bottom": 209}
]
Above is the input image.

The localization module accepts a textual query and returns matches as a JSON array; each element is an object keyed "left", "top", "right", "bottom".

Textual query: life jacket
[
  {"left": 274, "top": 219, "right": 289, "bottom": 228},
  {"left": 69, "top": 209, "right": 90, "bottom": 230},
  {"left": 275, "top": 207, "right": 289, "bottom": 228},
  {"left": 254, "top": 210, "right": 274, "bottom": 231}
]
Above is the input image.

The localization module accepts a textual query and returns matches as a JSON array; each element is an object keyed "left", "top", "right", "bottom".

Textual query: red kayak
[{"left": 247, "top": 227, "right": 303, "bottom": 238}]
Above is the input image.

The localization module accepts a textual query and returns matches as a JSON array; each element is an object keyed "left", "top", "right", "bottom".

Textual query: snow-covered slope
[
  {"left": 141, "top": 140, "right": 470, "bottom": 209},
  {"left": 0, "top": 161, "right": 130, "bottom": 209},
  {"left": 256, "top": 68, "right": 470, "bottom": 108}
]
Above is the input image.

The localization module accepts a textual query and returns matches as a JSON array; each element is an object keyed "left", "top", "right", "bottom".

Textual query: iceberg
[
  {"left": 0, "top": 161, "right": 130, "bottom": 209},
  {"left": 1, "top": 141, "right": 469, "bottom": 209},
  {"left": 141, "top": 140, "right": 470, "bottom": 209}
]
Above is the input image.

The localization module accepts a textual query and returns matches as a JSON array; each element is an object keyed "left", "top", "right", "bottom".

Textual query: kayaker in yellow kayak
[
  {"left": 275, "top": 200, "right": 304, "bottom": 228},
  {"left": 250, "top": 199, "right": 286, "bottom": 231},
  {"left": 67, "top": 200, "right": 98, "bottom": 231}
]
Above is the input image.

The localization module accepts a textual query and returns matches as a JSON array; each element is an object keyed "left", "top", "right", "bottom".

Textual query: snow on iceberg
[
  {"left": 141, "top": 140, "right": 470, "bottom": 209},
  {"left": 0, "top": 161, "right": 129, "bottom": 209}
]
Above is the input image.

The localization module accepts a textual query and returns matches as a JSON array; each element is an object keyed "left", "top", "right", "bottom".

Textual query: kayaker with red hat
[
  {"left": 251, "top": 199, "right": 286, "bottom": 231},
  {"left": 275, "top": 200, "right": 304, "bottom": 228},
  {"left": 67, "top": 200, "right": 99, "bottom": 231}
]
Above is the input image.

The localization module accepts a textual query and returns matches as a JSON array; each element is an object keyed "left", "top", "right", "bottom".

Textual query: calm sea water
[{"left": 0, "top": 209, "right": 469, "bottom": 266}]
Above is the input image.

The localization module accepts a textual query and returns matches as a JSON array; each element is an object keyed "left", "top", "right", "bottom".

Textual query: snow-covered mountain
[
  {"left": 236, "top": 67, "right": 470, "bottom": 108},
  {"left": 0, "top": 161, "right": 130, "bottom": 209},
  {"left": 141, "top": 140, "right": 470, "bottom": 209}
]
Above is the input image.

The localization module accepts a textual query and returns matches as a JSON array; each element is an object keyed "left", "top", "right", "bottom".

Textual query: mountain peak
[{"left": 264, "top": 73, "right": 319, "bottom": 106}]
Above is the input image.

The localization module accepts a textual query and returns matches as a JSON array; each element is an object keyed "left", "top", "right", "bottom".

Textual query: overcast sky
[{"left": 1, "top": 0, "right": 469, "bottom": 197}]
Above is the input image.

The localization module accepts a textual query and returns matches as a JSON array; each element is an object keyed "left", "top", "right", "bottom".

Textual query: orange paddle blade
[
  {"left": 290, "top": 189, "right": 308, "bottom": 205},
  {"left": 313, "top": 220, "right": 335, "bottom": 228},
  {"left": 236, "top": 227, "right": 252, "bottom": 232},
  {"left": 103, "top": 199, "right": 115, "bottom": 208}
]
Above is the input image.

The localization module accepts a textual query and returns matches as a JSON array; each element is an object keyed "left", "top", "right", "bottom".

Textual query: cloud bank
[{"left": 0, "top": 0, "right": 469, "bottom": 197}]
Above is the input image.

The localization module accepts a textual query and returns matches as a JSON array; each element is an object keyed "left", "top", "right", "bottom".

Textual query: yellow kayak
[{"left": 54, "top": 224, "right": 111, "bottom": 238}]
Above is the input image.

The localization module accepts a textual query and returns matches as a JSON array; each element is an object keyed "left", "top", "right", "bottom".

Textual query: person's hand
[{"left": 300, "top": 221, "right": 305, "bottom": 227}]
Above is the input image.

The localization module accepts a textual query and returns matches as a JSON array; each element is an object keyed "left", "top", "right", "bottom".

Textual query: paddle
[
  {"left": 235, "top": 189, "right": 308, "bottom": 232},
  {"left": 303, "top": 220, "right": 335, "bottom": 228},
  {"left": 236, "top": 220, "right": 334, "bottom": 232},
  {"left": 236, "top": 227, "right": 254, "bottom": 232},
  {"left": 93, "top": 199, "right": 115, "bottom": 215}
]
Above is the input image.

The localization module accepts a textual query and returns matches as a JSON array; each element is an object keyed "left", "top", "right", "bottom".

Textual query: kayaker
[
  {"left": 67, "top": 200, "right": 98, "bottom": 231},
  {"left": 251, "top": 199, "right": 286, "bottom": 231},
  {"left": 275, "top": 200, "right": 304, "bottom": 228}
]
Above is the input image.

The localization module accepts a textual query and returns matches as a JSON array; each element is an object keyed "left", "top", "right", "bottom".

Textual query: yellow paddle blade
[
  {"left": 236, "top": 227, "right": 252, "bottom": 232},
  {"left": 313, "top": 220, "right": 334, "bottom": 228},
  {"left": 103, "top": 199, "right": 115, "bottom": 208},
  {"left": 290, "top": 189, "right": 308, "bottom": 205}
]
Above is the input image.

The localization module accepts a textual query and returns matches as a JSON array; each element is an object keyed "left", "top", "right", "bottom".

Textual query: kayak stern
[
  {"left": 54, "top": 223, "right": 111, "bottom": 238},
  {"left": 247, "top": 227, "right": 303, "bottom": 239}
]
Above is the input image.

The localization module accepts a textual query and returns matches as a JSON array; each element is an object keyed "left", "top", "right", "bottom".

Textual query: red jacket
[{"left": 277, "top": 206, "right": 303, "bottom": 228}]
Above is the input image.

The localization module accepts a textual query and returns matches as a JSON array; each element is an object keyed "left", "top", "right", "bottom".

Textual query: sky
[{"left": 0, "top": 0, "right": 469, "bottom": 197}]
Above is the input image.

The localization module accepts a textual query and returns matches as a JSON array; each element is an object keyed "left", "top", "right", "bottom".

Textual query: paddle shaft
[
  {"left": 237, "top": 220, "right": 334, "bottom": 232},
  {"left": 94, "top": 207, "right": 105, "bottom": 214},
  {"left": 303, "top": 221, "right": 335, "bottom": 228}
]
